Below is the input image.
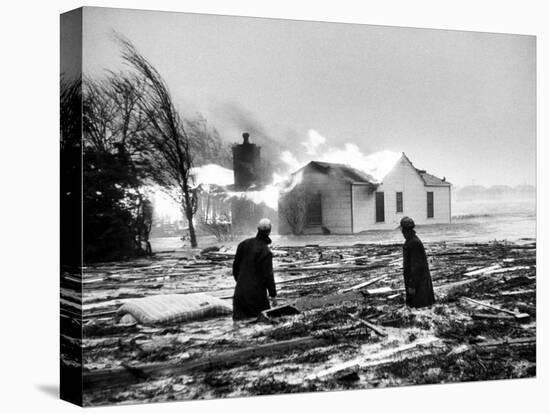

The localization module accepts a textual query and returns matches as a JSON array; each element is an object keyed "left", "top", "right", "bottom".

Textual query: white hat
[{"left": 258, "top": 218, "right": 272, "bottom": 231}]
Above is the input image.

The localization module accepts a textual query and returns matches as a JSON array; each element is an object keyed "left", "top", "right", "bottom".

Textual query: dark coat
[
  {"left": 232, "top": 232, "right": 276, "bottom": 319},
  {"left": 403, "top": 232, "right": 435, "bottom": 308}
]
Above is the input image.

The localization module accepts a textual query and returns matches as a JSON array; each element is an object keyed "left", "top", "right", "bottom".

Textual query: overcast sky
[{"left": 82, "top": 7, "right": 536, "bottom": 187}]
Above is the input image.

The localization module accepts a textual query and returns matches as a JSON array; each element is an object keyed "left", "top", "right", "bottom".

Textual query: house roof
[
  {"left": 304, "top": 161, "right": 378, "bottom": 185},
  {"left": 400, "top": 153, "right": 451, "bottom": 186},
  {"left": 292, "top": 155, "right": 450, "bottom": 188},
  {"left": 416, "top": 169, "right": 451, "bottom": 186}
]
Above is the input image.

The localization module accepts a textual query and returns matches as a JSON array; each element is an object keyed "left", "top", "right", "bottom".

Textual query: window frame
[
  {"left": 427, "top": 191, "right": 434, "bottom": 218},
  {"left": 396, "top": 191, "right": 403, "bottom": 213},
  {"left": 375, "top": 191, "right": 385, "bottom": 223}
]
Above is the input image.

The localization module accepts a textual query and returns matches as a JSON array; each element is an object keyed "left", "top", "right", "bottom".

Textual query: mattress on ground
[{"left": 117, "top": 293, "right": 232, "bottom": 325}]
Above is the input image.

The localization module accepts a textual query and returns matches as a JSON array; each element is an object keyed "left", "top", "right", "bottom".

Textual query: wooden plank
[
  {"left": 433, "top": 278, "right": 477, "bottom": 290},
  {"left": 463, "top": 297, "right": 530, "bottom": 321},
  {"left": 277, "top": 273, "right": 327, "bottom": 285},
  {"left": 366, "top": 286, "right": 394, "bottom": 295},
  {"left": 347, "top": 313, "right": 387, "bottom": 337},
  {"left": 84, "top": 336, "right": 326, "bottom": 391},
  {"left": 471, "top": 313, "right": 515, "bottom": 321},
  {"left": 487, "top": 266, "right": 531, "bottom": 275},
  {"left": 275, "top": 264, "right": 378, "bottom": 272},
  {"left": 464, "top": 265, "right": 501, "bottom": 276},
  {"left": 475, "top": 336, "right": 536, "bottom": 348},
  {"left": 337, "top": 255, "right": 371, "bottom": 263},
  {"left": 501, "top": 289, "right": 536, "bottom": 296},
  {"left": 338, "top": 274, "right": 388, "bottom": 293}
]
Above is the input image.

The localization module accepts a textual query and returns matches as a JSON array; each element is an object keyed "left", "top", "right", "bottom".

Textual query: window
[
  {"left": 427, "top": 191, "right": 434, "bottom": 218},
  {"left": 375, "top": 192, "right": 385, "bottom": 222},
  {"left": 396, "top": 192, "right": 403, "bottom": 213},
  {"left": 305, "top": 192, "right": 322, "bottom": 225}
]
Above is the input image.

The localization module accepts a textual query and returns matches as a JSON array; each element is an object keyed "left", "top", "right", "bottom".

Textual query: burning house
[
  {"left": 278, "top": 153, "right": 451, "bottom": 235},
  {"left": 192, "top": 133, "right": 278, "bottom": 237}
]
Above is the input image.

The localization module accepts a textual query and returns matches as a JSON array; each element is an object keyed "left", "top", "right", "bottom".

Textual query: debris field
[{"left": 62, "top": 239, "right": 536, "bottom": 406}]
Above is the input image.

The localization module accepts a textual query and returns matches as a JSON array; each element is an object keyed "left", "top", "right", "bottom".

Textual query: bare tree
[
  {"left": 83, "top": 73, "right": 151, "bottom": 157},
  {"left": 117, "top": 35, "right": 200, "bottom": 248},
  {"left": 279, "top": 186, "right": 307, "bottom": 235},
  {"left": 82, "top": 74, "right": 156, "bottom": 259}
]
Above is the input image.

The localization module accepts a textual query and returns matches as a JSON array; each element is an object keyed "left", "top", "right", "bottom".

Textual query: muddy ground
[{"left": 61, "top": 239, "right": 536, "bottom": 406}]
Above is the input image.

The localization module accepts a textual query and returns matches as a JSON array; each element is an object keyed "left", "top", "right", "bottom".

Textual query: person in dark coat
[
  {"left": 232, "top": 218, "right": 277, "bottom": 320},
  {"left": 400, "top": 216, "right": 435, "bottom": 308}
]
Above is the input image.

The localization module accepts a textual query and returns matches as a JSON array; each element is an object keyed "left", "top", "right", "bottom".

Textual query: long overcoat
[
  {"left": 403, "top": 233, "right": 435, "bottom": 308},
  {"left": 232, "top": 233, "right": 276, "bottom": 319}
]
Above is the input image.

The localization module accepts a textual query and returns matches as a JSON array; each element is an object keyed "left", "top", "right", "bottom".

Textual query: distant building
[{"left": 278, "top": 153, "right": 451, "bottom": 234}]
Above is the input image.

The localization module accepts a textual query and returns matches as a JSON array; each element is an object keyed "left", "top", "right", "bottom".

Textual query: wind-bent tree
[{"left": 117, "top": 35, "right": 200, "bottom": 248}]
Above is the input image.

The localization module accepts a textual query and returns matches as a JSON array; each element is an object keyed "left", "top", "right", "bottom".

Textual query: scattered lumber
[
  {"left": 474, "top": 336, "right": 536, "bottom": 349},
  {"left": 277, "top": 273, "right": 327, "bottom": 285},
  {"left": 471, "top": 313, "right": 515, "bottom": 321},
  {"left": 307, "top": 337, "right": 440, "bottom": 380},
  {"left": 294, "top": 291, "right": 364, "bottom": 311},
  {"left": 275, "top": 264, "right": 376, "bottom": 272},
  {"left": 433, "top": 278, "right": 477, "bottom": 290},
  {"left": 366, "top": 286, "right": 395, "bottom": 295},
  {"left": 79, "top": 241, "right": 536, "bottom": 401},
  {"left": 488, "top": 266, "right": 531, "bottom": 275},
  {"left": 464, "top": 265, "right": 501, "bottom": 276},
  {"left": 347, "top": 313, "right": 387, "bottom": 337},
  {"left": 337, "top": 255, "right": 370, "bottom": 262},
  {"left": 339, "top": 274, "right": 388, "bottom": 293},
  {"left": 84, "top": 336, "right": 326, "bottom": 391},
  {"left": 463, "top": 297, "right": 530, "bottom": 322},
  {"left": 501, "top": 289, "right": 535, "bottom": 297}
]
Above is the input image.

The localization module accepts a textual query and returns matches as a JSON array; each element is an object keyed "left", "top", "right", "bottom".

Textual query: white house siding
[
  {"left": 428, "top": 186, "right": 452, "bottom": 223},
  {"left": 351, "top": 184, "right": 375, "bottom": 232},
  {"left": 351, "top": 156, "right": 451, "bottom": 231}
]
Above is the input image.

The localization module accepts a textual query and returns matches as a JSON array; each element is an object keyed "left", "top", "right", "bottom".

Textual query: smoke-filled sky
[{"left": 81, "top": 7, "right": 535, "bottom": 187}]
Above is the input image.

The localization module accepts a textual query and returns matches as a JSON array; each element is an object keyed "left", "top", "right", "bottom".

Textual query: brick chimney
[{"left": 232, "top": 132, "right": 261, "bottom": 190}]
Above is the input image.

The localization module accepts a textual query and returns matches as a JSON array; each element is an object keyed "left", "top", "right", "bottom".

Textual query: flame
[
  {"left": 190, "top": 164, "right": 234, "bottom": 187},
  {"left": 281, "top": 130, "right": 401, "bottom": 183},
  {"left": 225, "top": 185, "right": 279, "bottom": 210},
  {"left": 318, "top": 147, "right": 402, "bottom": 182},
  {"left": 152, "top": 130, "right": 401, "bottom": 220},
  {"left": 224, "top": 171, "right": 303, "bottom": 211}
]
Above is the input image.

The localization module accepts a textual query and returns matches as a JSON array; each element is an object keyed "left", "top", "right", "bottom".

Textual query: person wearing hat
[
  {"left": 231, "top": 218, "right": 277, "bottom": 319},
  {"left": 400, "top": 216, "right": 435, "bottom": 308}
]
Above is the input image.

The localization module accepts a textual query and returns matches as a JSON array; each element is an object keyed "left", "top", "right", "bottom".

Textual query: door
[{"left": 306, "top": 192, "right": 322, "bottom": 226}]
